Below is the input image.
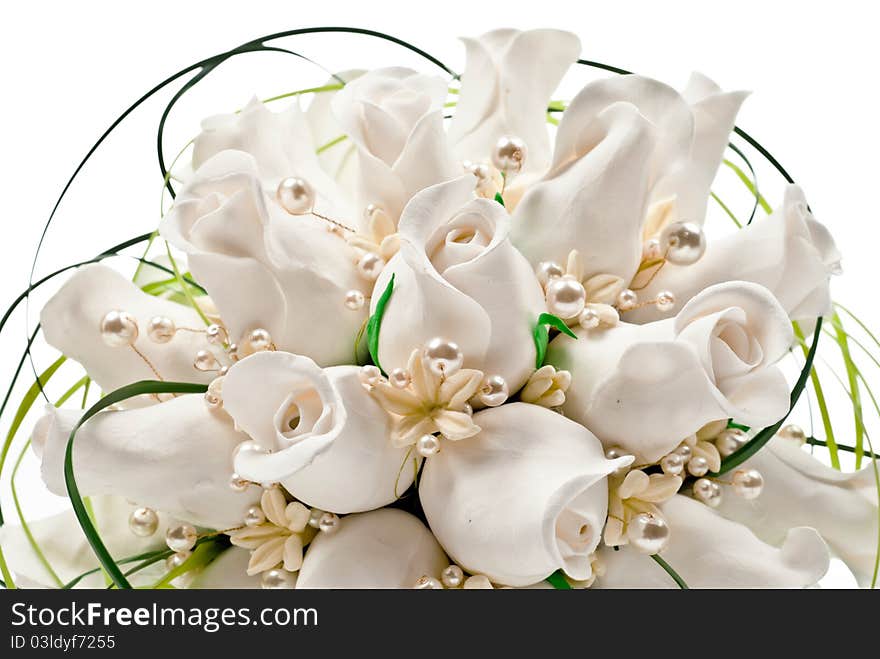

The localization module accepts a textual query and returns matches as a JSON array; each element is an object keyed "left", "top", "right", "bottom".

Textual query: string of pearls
[{"left": 413, "top": 565, "right": 492, "bottom": 589}]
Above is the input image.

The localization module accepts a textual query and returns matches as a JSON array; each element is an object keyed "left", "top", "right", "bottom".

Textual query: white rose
[
  {"left": 297, "top": 508, "right": 448, "bottom": 589},
  {"left": 160, "top": 150, "right": 366, "bottom": 366},
  {"left": 448, "top": 28, "right": 581, "bottom": 176},
  {"left": 33, "top": 395, "right": 260, "bottom": 529},
  {"left": 716, "top": 437, "right": 878, "bottom": 587},
  {"left": 628, "top": 185, "right": 842, "bottom": 322},
  {"left": 419, "top": 403, "right": 631, "bottom": 587},
  {"left": 548, "top": 281, "right": 793, "bottom": 463},
  {"left": 331, "top": 67, "right": 459, "bottom": 222},
  {"left": 372, "top": 177, "right": 546, "bottom": 393},
  {"left": 40, "top": 264, "right": 218, "bottom": 395},
  {"left": 192, "top": 97, "right": 354, "bottom": 224},
  {"left": 595, "top": 495, "right": 828, "bottom": 588},
  {"left": 221, "top": 351, "right": 414, "bottom": 513}
]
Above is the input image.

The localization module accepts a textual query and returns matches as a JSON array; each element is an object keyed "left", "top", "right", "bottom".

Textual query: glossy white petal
[
  {"left": 34, "top": 396, "right": 260, "bottom": 529},
  {"left": 420, "top": 403, "right": 631, "bottom": 587},
  {"left": 40, "top": 264, "right": 216, "bottom": 394},
  {"left": 296, "top": 508, "right": 447, "bottom": 588},
  {"left": 222, "top": 351, "right": 415, "bottom": 512},
  {"left": 0, "top": 496, "right": 169, "bottom": 588},
  {"left": 449, "top": 28, "right": 581, "bottom": 176},
  {"left": 510, "top": 103, "right": 659, "bottom": 281},
  {"left": 374, "top": 177, "right": 545, "bottom": 392},
  {"left": 716, "top": 437, "right": 878, "bottom": 587},
  {"left": 331, "top": 67, "right": 458, "bottom": 222},
  {"left": 549, "top": 281, "right": 792, "bottom": 462},
  {"left": 596, "top": 495, "right": 829, "bottom": 588},
  {"left": 192, "top": 97, "right": 354, "bottom": 223},
  {"left": 628, "top": 186, "right": 841, "bottom": 322},
  {"left": 160, "top": 150, "right": 366, "bottom": 365}
]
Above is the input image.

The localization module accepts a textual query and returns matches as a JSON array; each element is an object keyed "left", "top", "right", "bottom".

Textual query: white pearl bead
[
  {"left": 654, "top": 290, "right": 676, "bottom": 312},
  {"left": 423, "top": 337, "right": 463, "bottom": 377},
  {"left": 715, "top": 428, "right": 747, "bottom": 458},
  {"left": 478, "top": 375, "right": 509, "bottom": 407},
  {"left": 206, "top": 323, "right": 227, "bottom": 345},
  {"left": 642, "top": 238, "right": 663, "bottom": 261},
  {"left": 687, "top": 456, "right": 709, "bottom": 477},
  {"left": 100, "top": 310, "right": 139, "bottom": 347},
  {"left": 545, "top": 276, "right": 586, "bottom": 320},
  {"left": 276, "top": 177, "right": 314, "bottom": 215},
  {"left": 306, "top": 509, "right": 324, "bottom": 529},
  {"left": 578, "top": 306, "right": 600, "bottom": 330},
  {"left": 777, "top": 424, "right": 806, "bottom": 445},
  {"left": 491, "top": 135, "right": 527, "bottom": 174},
  {"left": 413, "top": 575, "right": 444, "bottom": 589},
  {"left": 417, "top": 434, "right": 441, "bottom": 457},
  {"left": 165, "top": 523, "right": 197, "bottom": 553},
  {"left": 358, "top": 365, "right": 382, "bottom": 387},
  {"left": 605, "top": 446, "right": 631, "bottom": 474},
  {"left": 344, "top": 290, "right": 365, "bottom": 310},
  {"left": 246, "top": 328, "right": 273, "bottom": 352},
  {"left": 463, "top": 574, "right": 493, "bottom": 589},
  {"left": 626, "top": 512, "right": 670, "bottom": 554},
  {"left": 128, "top": 507, "right": 159, "bottom": 537},
  {"left": 693, "top": 478, "right": 722, "bottom": 507},
  {"left": 146, "top": 316, "right": 175, "bottom": 343},
  {"left": 229, "top": 473, "right": 249, "bottom": 492},
  {"left": 193, "top": 350, "right": 219, "bottom": 371},
  {"left": 261, "top": 568, "right": 297, "bottom": 589},
  {"left": 166, "top": 550, "right": 191, "bottom": 571},
  {"left": 660, "top": 452, "right": 685, "bottom": 476},
  {"left": 318, "top": 512, "right": 340, "bottom": 534},
  {"left": 357, "top": 252, "right": 385, "bottom": 281},
  {"left": 244, "top": 506, "right": 266, "bottom": 527},
  {"left": 675, "top": 444, "right": 692, "bottom": 460},
  {"left": 732, "top": 468, "right": 764, "bottom": 499},
  {"left": 660, "top": 222, "right": 706, "bottom": 265},
  {"left": 389, "top": 368, "right": 412, "bottom": 389},
  {"left": 441, "top": 565, "right": 465, "bottom": 588},
  {"left": 615, "top": 289, "right": 638, "bottom": 311},
  {"left": 536, "top": 261, "right": 564, "bottom": 288}
]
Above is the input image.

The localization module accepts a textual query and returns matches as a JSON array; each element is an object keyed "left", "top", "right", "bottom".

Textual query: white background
[{"left": 1, "top": 0, "right": 878, "bottom": 587}]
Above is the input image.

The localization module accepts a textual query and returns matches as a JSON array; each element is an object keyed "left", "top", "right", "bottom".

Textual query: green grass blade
[
  {"left": 150, "top": 539, "right": 224, "bottom": 589},
  {"left": 651, "top": 554, "right": 689, "bottom": 589},
  {"left": 722, "top": 158, "right": 773, "bottom": 214},
  {"left": 366, "top": 274, "right": 395, "bottom": 373},
  {"left": 710, "top": 192, "right": 743, "bottom": 229},
  {"left": 794, "top": 321, "right": 839, "bottom": 469},
  {"left": 65, "top": 380, "right": 209, "bottom": 589},
  {"left": 164, "top": 242, "right": 210, "bottom": 326},
  {"left": 830, "top": 312, "right": 865, "bottom": 466}
]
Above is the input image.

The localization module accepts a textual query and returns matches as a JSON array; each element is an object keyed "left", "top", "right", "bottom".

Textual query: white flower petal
[
  {"left": 296, "top": 508, "right": 447, "bottom": 588},
  {"left": 510, "top": 103, "right": 658, "bottom": 281},
  {"left": 40, "top": 264, "right": 215, "bottom": 395},
  {"left": 716, "top": 437, "right": 879, "bottom": 587},
  {"left": 160, "top": 151, "right": 366, "bottom": 366},
  {"left": 420, "top": 403, "right": 631, "bottom": 587},
  {"left": 34, "top": 396, "right": 260, "bottom": 529},
  {"left": 596, "top": 495, "right": 829, "bottom": 588},
  {"left": 549, "top": 282, "right": 792, "bottom": 462},
  {"left": 375, "top": 177, "right": 545, "bottom": 392},
  {"left": 449, "top": 29, "right": 581, "bottom": 175},
  {"left": 0, "top": 496, "right": 169, "bottom": 588},
  {"left": 628, "top": 186, "right": 841, "bottom": 322}
]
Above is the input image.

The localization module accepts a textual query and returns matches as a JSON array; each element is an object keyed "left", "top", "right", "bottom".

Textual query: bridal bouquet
[{"left": 1, "top": 27, "right": 876, "bottom": 590}]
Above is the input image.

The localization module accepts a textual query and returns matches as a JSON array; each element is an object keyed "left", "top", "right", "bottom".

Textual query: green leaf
[
  {"left": 354, "top": 316, "right": 371, "bottom": 366},
  {"left": 366, "top": 274, "right": 395, "bottom": 373},
  {"left": 494, "top": 192, "right": 505, "bottom": 207},
  {"left": 64, "top": 380, "right": 209, "bottom": 589},
  {"left": 151, "top": 539, "right": 225, "bottom": 589},
  {"left": 831, "top": 311, "right": 865, "bottom": 467},
  {"left": 651, "top": 554, "right": 689, "bottom": 589},
  {"left": 715, "top": 318, "right": 822, "bottom": 474},
  {"left": 545, "top": 570, "right": 572, "bottom": 590},
  {"left": 533, "top": 313, "right": 577, "bottom": 368},
  {"left": 727, "top": 420, "right": 750, "bottom": 432}
]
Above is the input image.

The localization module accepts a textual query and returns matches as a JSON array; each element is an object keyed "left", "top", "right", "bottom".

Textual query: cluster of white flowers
[{"left": 4, "top": 28, "right": 877, "bottom": 590}]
